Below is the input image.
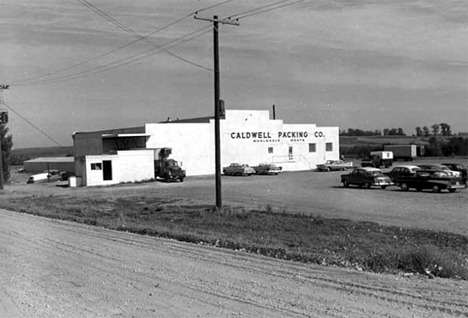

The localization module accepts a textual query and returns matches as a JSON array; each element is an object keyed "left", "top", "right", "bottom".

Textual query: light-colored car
[
  {"left": 418, "top": 164, "right": 461, "bottom": 177},
  {"left": 341, "top": 167, "right": 394, "bottom": 189},
  {"left": 252, "top": 163, "right": 282, "bottom": 175},
  {"left": 316, "top": 160, "right": 353, "bottom": 172},
  {"left": 222, "top": 163, "right": 255, "bottom": 176}
]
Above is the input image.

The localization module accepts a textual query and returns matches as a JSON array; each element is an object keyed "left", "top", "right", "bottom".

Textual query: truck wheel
[
  {"left": 432, "top": 185, "right": 441, "bottom": 193},
  {"left": 343, "top": 181, "right": 349, "bottom": 188},
  {"left": 179, "top": 177, "right": 184, "bottom": 182},
  {"left": 400, "top": 183, "right": 409, "bottom": 191}
]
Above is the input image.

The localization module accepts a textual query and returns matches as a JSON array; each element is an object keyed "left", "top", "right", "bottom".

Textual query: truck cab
[{"left": 154, "top": 148, "right": 186, "bottom": 182}]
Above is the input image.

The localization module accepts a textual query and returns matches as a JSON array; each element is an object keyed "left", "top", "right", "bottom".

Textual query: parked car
[
  {"left": 252, "top": 163, "right": 282, "bottom": 175},
  {"left": 417, "top": 164, "right": 461, "bottom": 178},
  {"left": 396, "top": 169, "right": 466, "bottom": 193},
  {"left": 27, "top": 172, "right": 51, "bottom": 184},
  {"left": 223, "top": 163, "right": 255, "bottom": 176},
  {"left": 341, "top": 167, "right": 394, "bottom": 189},
  {"left": 316, "top": 160, "right": 353, "bottom": 172},
  {"left": 384, "top": 165, "right": 421, "bottom": 184},
  {"left": 442, "top": 163, "right": 468, "bottom": 184}
]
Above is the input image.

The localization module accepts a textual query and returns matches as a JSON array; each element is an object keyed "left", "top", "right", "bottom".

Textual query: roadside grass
[{"left": 1, "top": 195, "right": 467, "bottom": 280}]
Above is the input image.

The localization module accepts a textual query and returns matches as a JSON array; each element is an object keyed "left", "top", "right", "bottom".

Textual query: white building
[{"left": 73, "top": 109, "right": 339, "bottom": 186}]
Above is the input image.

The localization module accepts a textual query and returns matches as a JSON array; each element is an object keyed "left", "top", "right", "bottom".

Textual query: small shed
[{"left": 24, "top": 157, "right": 75, "bottom": 174}]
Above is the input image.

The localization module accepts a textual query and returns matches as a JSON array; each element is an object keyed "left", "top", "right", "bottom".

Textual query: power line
[
  {"left": 229, "top": 0, "right": 307, "bottom": 20},
  {"left": 10, "top": 0, "right": 237, "bottom": 86},
  {"left": 20, "top": 26, "right": 212, "bottom": 86},
  {"left": 1, "top": 101, "right": 64, "bottom": 148},
  {"left": 74, "top": 0, "right": 211, "bottom": 72}
]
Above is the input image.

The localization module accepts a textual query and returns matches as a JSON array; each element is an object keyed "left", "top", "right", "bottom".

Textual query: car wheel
[
  {"left": 325, "top": 167, "right": 331, "bottom": 172},
  {"left": 432, "top": 185, "right": 441, "bottom": 193},
  {"left": 381, "top": 186, "right": 387, "bottom": 189},
  {"left": 448, "top": 189, "right": 456, "bottom": 193},
  {"left": 179, "top": 177, "right": 184, "bottom": 182},
  {"left": 400, "top": 183, "right": 409, "bottom": 191},
  {"left": 363, "top": 182, "right": 371, "bottom": 189},
  {"left": 416, "top": 187, "right": 422, "bottom": 192},
  {"left": 343, "top": 180, "right": 349, "bottom": 188}
]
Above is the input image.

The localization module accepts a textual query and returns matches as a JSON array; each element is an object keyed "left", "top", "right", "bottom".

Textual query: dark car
[
  {"left": 252, "top": 163, "right": 282, "bottom": 175},
  {"left": 384, "top": 165, "right": 420, "bottom": 184},
  {"left": 442, "top": 163, "right": 468, "bottom": 184},
  {"left": 341, "top": 167, "right": 394, "bottom": 189},
  {"left": 396, "top": 169, "right": 466, "bottom": 193}
]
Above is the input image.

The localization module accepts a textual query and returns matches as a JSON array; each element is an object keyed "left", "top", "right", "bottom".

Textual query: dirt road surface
[{"left": 1, "top": 209, "right": 467, "bottom": 318}]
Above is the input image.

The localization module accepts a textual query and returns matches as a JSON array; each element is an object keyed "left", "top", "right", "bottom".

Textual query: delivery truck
[{"left": 383, "top": 145, "right": 417, "bottom": 161}]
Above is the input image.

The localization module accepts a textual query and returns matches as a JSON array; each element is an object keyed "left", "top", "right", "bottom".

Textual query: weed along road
[{"left": 0, "top": 209, "right": 467, "bottom": 318}]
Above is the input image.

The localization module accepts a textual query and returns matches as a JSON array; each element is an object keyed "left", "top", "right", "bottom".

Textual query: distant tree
[
  {"left": 397, "top": 127, "right": 405, "bottom": 136},
  {"left": 415, "top": 126, "right": 422, "bottom": 137},
  {"left": 431, "top": 124, "right": 440, "bottom": 136},
  {"left": 0, "top": 124, "right": 13, "bottom": 183},
  {"left": 339, "top": 128, "right": 381, "bottom": 136},
  {"left": 423, "top": 126, "right": 430, "bottom": 137},
  {"left": 440, "top": 123, "right": 452, "bottom": 136},
  {"left": 383, "top": 128, "right": 389, "bottom": 136}
]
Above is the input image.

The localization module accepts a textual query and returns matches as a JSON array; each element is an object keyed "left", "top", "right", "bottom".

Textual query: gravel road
[{"left": 1, "top": 209, "right": 467, "bottom": 318}]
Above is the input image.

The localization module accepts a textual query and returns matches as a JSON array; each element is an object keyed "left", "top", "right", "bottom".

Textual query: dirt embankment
[{"left": 1, "top": 210, "right": 467, "bottom": 318}]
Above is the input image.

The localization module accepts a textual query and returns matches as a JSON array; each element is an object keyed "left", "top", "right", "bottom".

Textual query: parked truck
[
  {"left": 383, "top": 145, "right": 417, "bottom": 161},
  {"left": 361, "top": 151, "right": 394, "bottom": 168},
  {"left": 154, "top": 148, "right": 186, "bottom": 182}
]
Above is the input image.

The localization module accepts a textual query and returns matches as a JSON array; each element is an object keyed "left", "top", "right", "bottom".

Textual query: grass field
[{"left": 1, "top": 193, "right": 467, "bottom": 280}]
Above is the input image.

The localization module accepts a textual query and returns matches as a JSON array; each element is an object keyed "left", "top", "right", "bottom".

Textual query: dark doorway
[{"left": 103, "top": 160, "right": 113, "bottom": 181}]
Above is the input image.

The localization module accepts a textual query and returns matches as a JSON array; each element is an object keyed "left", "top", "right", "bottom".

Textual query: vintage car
[
  {"left": 222, "top": 163, "right": 255, "bottom": 176},
  {"left": 442, "top": 163, "right": 468, "bottom": 184},
  {"left": 341, "top": 167, "right": 394, "bottom": 189},
  {"left": 396, "top": 169, "right": 466, "bottom": 193},
  {"left": 252, "top": 163, "right": 282, "bottom": 175},
  {"left": 384, "top": 165, "right": 421, "bottom": 184},
  {"left": 417, "top": 164, "right": 461, "bottom": 178},
  {"left": 316, "top": 160, "right": 353, "bottom": 172}
]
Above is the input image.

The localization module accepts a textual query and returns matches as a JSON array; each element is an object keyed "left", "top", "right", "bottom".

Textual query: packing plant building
[{"left": 73, "top": 109, "right": 339, "bottom": 186}]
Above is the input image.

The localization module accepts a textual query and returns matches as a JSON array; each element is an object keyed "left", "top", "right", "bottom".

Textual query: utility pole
[
  {"left": 0, "top": 84, "right": 10, "bottom": 190},
  {"left": 195, "top": 15, "right": 239, "bottom": 210}
]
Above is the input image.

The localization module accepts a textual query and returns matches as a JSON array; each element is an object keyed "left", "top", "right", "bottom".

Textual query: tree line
[{"left": 341, "top": 123, "right": 455, "bottom": 138}]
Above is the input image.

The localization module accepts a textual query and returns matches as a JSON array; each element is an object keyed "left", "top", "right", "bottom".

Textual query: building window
[
  {"left": 91, "top": 163, "right": 102, "bottom": 170},
  {"left": 326, "top": 142, "right": 333, "bottom": 152},
  {"left": 309, "top": 143, "right": 316, "bottom": 153},
  {"left": 268, "top": 147, "right": 273, "bottom": 154}
]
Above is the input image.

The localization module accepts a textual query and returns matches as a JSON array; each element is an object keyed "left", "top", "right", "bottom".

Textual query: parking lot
[{"left": 7, "top": 158, "right": 468, "bottom": 236}]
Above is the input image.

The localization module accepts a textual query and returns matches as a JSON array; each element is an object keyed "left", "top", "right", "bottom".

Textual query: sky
[{"left": 0, "top": 0, "right": 467, "bottom": 149}]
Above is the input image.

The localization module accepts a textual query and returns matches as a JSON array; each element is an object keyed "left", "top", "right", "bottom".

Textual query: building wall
[
  {"left": 146, "top": 110, "right": 339, "bottom": 176},
  {"left": 81, "top": 150, "right": 154, "bottom": 186},
  {"left": 145, "top": 123, "right": 214, "bottom": 176}
]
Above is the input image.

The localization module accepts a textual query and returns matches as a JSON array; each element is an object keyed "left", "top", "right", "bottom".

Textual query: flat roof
[
  {"left": 25, "top": 157, "right": 74, "bottom": 163},
  {"left": 102, "top": 133, "right": 151, "bottom": 138}
]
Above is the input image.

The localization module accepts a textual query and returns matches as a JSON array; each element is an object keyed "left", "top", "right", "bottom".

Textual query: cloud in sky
[{"left": 0, "top": 0, "right": 467, "bottom": 148}]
